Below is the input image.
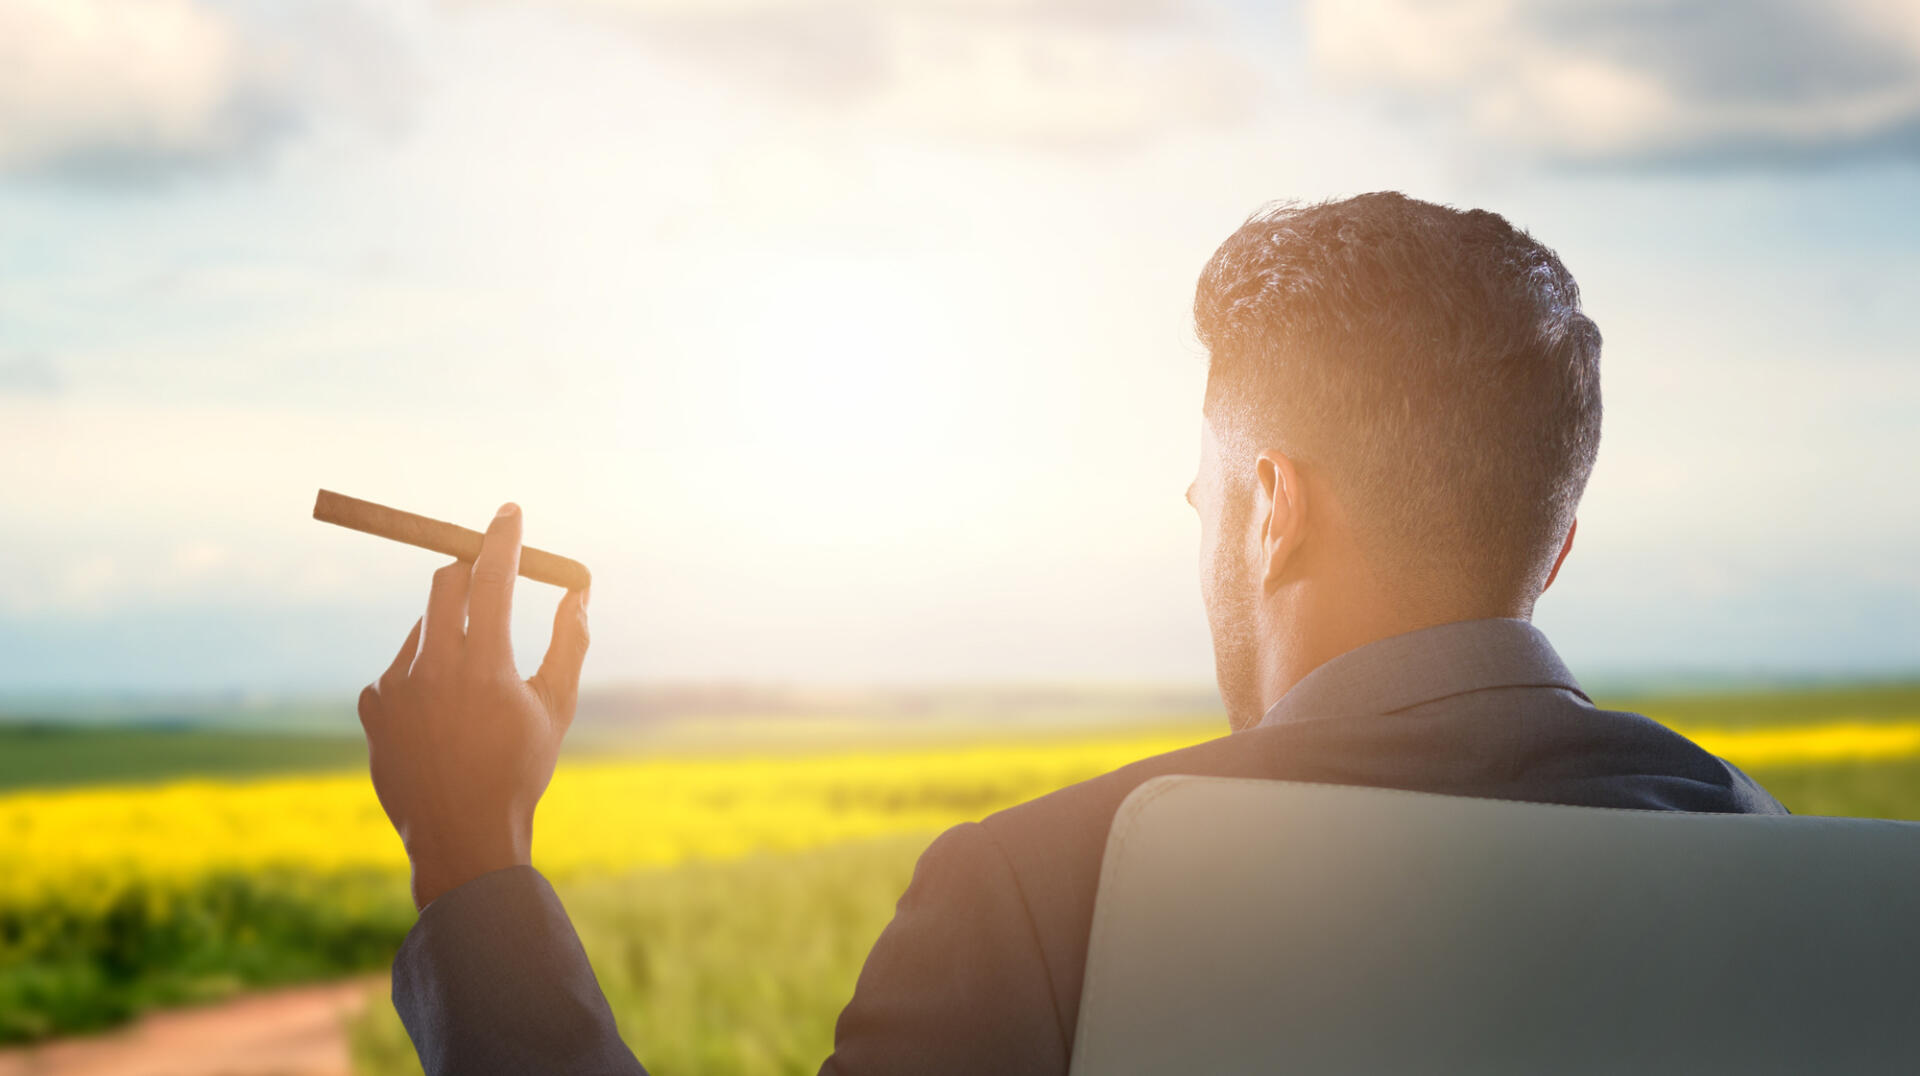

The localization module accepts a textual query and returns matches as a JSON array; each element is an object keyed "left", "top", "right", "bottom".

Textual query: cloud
[
  {"left": 0, "top": 0, "right": 280, "bottom": 175},
  {"left": 1307, "top": 0, "right": 1920, "bottom": 165},
  {"left": 2, "top": 0, "right": 1245, "bottom": 176},
  {"left": 518, "top": 0, "right": 1258, "bottom": 150},
  {"left": 0, "top": 0, "right": 406, "bottom": 182},
  {"left": 862, "top": 10, "right": 1257, "bottom": 149},
  {"left": 0, "top": 355, "right": 64, "bottom": 396}
]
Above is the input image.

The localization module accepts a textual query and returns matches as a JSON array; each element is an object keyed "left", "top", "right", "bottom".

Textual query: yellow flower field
[
  {"left": 0, "top": 728, "right": 1214, "bottom": 905},
  {"left": 1684, "top": 721, "right": 1920, "bottom": 765},
  {"left": 0, "top": 724, "right": 1218, "bottom": 1041},
  {"left": 7, "top": 720, "right": 1919, "bottom": 905},
  {"left": 4, "top": 715, "right": 1918, "bottom": 1046}
]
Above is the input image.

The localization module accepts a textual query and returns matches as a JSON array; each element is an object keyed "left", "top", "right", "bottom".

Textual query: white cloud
[
  {"left": 862, "top": 11, "right": 1253, "bottom": 148},
  {"left": 1307, "top": 0, "right": 1920, "bottom": 164},
  {"left": 0, "top": 0, "right": 272, "bottom": 172},
  {"left": 0, "top": 0, "right": 1252, "bottom": 179},
  {"left": 0, "top": 354, "right": 63, "bottom": 395},
  {"left": 510, "top": 0, "right": 1256, "bottom": 149},
  {"left": 0, "top": 0, "right": 405, "bottom": 179}
]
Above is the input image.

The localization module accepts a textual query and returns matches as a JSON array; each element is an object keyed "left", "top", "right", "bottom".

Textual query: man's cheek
[{"left": 1197, "top": 546, "right": 1221, "bottom": 620}]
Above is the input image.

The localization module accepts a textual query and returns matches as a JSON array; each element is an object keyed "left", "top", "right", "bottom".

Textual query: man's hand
[{"left": 357, "top": 503, "right": 591, "bottom": 910}]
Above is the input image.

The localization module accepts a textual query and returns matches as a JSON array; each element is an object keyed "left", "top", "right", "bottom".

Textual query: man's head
[{"left": 1190, "top": 192, "right": 1603, "bottom": 727}]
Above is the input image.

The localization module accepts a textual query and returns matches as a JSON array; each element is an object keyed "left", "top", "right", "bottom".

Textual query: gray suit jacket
[{"left": 392, "top": 618, "right": 1785, "bottom": 1074}]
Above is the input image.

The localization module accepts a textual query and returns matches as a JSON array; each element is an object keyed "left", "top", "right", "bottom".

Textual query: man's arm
[
  {"left": 358, "top": 504, "right": 1068, "bottom": 1074},
  {"left": 392, "top": 866, "right": 646, "bottom": 1075},
  {"left": 822, "top": 821, "right": 1071, "bottom": 1076},
  {"left": 388, "top": 817, "right": 1067, "bottom": 1076},
  {"left": 357, "top": 504, "right": 641, "bottom": 1072}
]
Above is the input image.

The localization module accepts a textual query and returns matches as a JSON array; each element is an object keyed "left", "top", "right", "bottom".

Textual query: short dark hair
[{"left": 1194, "top": 192, "right": 1603, "bottom": 610}]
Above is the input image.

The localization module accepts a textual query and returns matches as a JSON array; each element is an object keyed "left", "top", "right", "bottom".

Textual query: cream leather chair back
[{"left": 1071, "top": 777, "right": 1920, "bottom": 1076}]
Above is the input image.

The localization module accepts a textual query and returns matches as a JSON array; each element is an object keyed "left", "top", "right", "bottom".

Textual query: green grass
[
  {"left": 1595, "top": 681, "right": 1920, "bottom": 728},
  {"left": 345, "top": 752, "right": 1920, "bottom": 1075},
  {"left": 1747, "top": 757, "right": 1920, "bottom": 821},
  {"left": 349, "top": 836, "right": 928, "bottom": 1076},
  {"left": 0, "top": 724, "right": 369, "bottom": 792},
  {"left": 0, "top": 870, "right": 416, "bottom": 1043},
  {"left": 4, "top": 685, "right": 1919, "bottom": 1057}
]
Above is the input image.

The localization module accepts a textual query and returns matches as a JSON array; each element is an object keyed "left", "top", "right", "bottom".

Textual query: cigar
[{"left": 313, "top": 489, "right": 591, "bottom": 590}]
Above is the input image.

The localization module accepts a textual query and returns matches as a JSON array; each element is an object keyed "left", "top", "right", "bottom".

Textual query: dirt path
[{"left": 0, "top": 978, "right": 381, "bottom": 1076}]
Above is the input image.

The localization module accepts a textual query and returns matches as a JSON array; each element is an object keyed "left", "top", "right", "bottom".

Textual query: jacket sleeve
[
  {"left": 821, "top": 821, "right": 1070, "bottom": 1076},
  {"left": 391, "top": 865, "right": 648, "bottom": 1076}
]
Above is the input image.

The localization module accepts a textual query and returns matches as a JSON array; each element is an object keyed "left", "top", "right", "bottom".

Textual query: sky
[{"left": 2, "top": 0, "right": 1918, "bottom": 694}]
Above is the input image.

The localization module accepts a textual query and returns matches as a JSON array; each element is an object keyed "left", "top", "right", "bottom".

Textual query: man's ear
[
  {"left": 1255, "top": 450, "right": 1306, "bottom": 596},
  {"left": 1541, "top": 518, "right": 1577, "bottom": 595}
]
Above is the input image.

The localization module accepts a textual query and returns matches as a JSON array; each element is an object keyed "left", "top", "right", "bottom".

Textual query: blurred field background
[
  {"left": 4, "top": 683, "right": 1920, "bottom": 1074},
  {"left": 6, "top": 0, "right": 1919, "bottom": 1071}
]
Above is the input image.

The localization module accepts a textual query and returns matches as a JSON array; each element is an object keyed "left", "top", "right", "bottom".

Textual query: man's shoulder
[
  {"left": 982, "top": 728, "right": 1265, "bottom": 852},
  {"left": 937, "top": 704, "right": 1787, "bottom": 1034},
  {"left": 961, "top": 727, "right": 1276, "bottom": 1033},
  {"left": 977, "top": 714, "right": 1381, "bottom": 862},
  {"left": 824, "top": 735, "right": 1265, "bottom": 1074}
]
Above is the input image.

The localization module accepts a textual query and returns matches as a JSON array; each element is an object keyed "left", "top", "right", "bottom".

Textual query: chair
[{"left": 1070, "top": 776, "right": 1920, "bottom": 1075}]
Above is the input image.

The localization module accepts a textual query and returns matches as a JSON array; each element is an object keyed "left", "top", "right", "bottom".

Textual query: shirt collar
[{"left": 1257, "top": 617, "right": 1590, "bottom": 728}]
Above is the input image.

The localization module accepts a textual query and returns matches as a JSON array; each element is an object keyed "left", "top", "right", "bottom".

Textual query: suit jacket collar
[{"left": 1257, "top": 617, "right": 1590, "bottom": 728}]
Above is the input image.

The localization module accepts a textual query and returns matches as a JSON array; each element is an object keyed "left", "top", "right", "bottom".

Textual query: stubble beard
[{"left": 1208, "top": 543, "right": 1266, "bottom": 732}]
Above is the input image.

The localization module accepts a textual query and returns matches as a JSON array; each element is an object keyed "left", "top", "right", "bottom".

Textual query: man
[{"left": 356, "top": 192, "right": 1785, "bottom": 1075}]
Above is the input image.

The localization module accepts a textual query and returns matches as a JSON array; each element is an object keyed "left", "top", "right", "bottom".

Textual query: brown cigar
[{"left": 313, "top": 489, "right": 591, "bottom": 590}]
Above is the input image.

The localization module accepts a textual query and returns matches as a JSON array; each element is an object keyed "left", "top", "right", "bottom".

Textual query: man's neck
[{"left": 1257, "top": 590, "right": 1527, "bottom": 720}]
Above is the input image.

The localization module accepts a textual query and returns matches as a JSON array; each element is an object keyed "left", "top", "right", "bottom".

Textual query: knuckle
[
  {"left": 472, "top": 565, "right": 513, "bottom": 590},
  {"left": 357, "top": 685, "right": 381, "bottom": 724},
  {"left": 462, "top": 657, "right": 513, "bottom": 688},
  {"left": 529, "top": 676, "right": 556, "bottom": 709},
  {"left": 410, "top": 662, "right": 446, "bottom": 693}
]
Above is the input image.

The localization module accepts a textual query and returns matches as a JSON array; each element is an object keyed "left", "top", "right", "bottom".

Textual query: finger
[
  {"left": 357, "top": 684, "right": 382, "bottom": 732},
  {"left": 531, "top": 588, "right": 590, "bottom": 726},
  {"left": 420, "top": 561, "right": 470, "bottom": 670},
  {"left": 383, "top": 618, "right": 423, "bottom": 684},
  {"left": 466, "top": 503, "right": 523, "bottom": 669}
]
